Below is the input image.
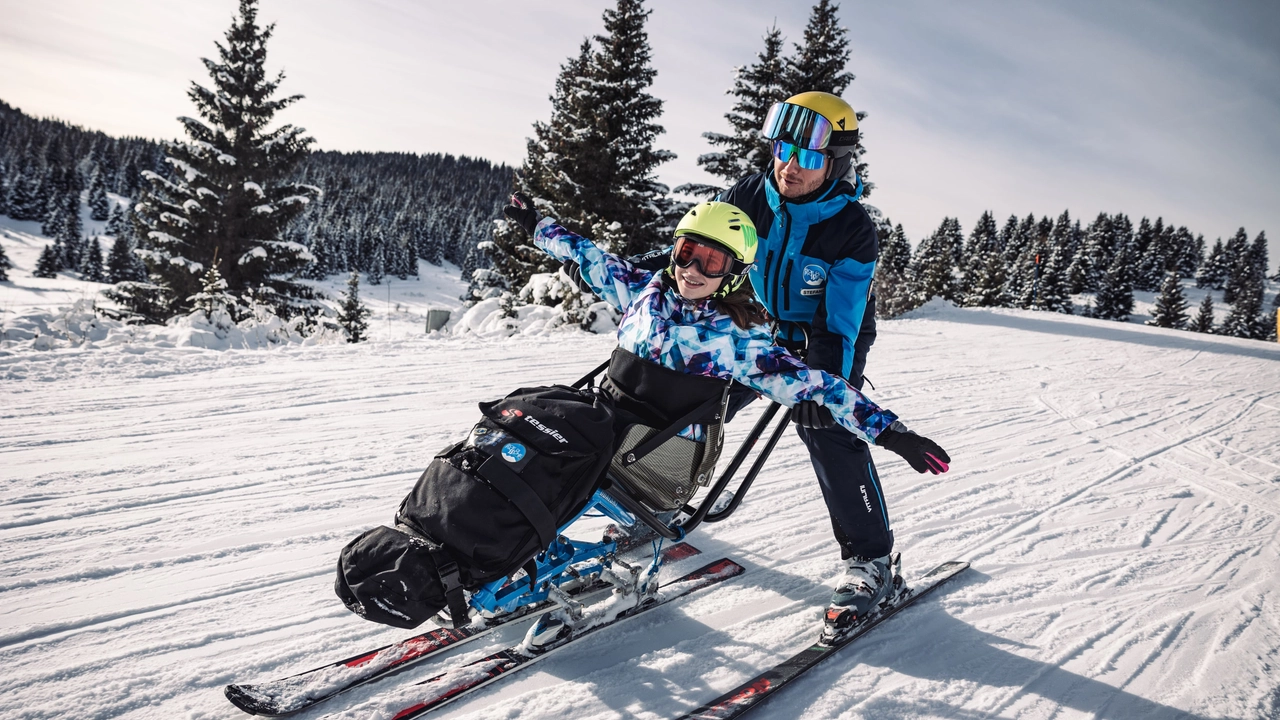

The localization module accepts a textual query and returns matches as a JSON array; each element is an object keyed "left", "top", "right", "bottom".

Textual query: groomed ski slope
[{"left": 2, "top": 301, "right": 1278, "bottom": 720}]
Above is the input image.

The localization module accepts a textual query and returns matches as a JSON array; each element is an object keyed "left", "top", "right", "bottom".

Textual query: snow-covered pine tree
[
  {"left": 188, "top": 264, "right": 239, "bottom": 332},
  {"left": 1196, "top": 237, "right": 1226, "bottom": 289},
  {"left": 583, "top": 0, "right": 676, "bottom": 257},
  {"left": 1173, "top": 227, "right": 1201, "bottom": 279},
  {"left": 0, "top": 239, "right": 12, "bottom": 281},
  {"left": 88, "top": 167, "right": 110, "bottom": 221},
  {"left": 0, "top": 161, "right": 9, "bottom": 217},
  {"left": 687, "top": 24, "right": 788, "bottom": 196},
  {"left": 959, "top": 210, "right": 998, "bottom": 300},
  {"left": 1002, "top": 213, "right": 1035, "bottom": 302},
  {"left": 337, "top": 271, "right": 371, "bottom": 343},
  {"left": 1188, "top": 293, "right": 1215, "bottom": 334},
  {"left": 909, "top": 218, "right": 960, "bottom": 304},
  {"left": 104, "top": 204, "right": 126, "bottom": 236},
  {"left": 1146, "top": 272, "right": 1188, "bottom": 329},
  {"left": 1038, "top": 213, "right": 1073, "bottom": 314},
  {"left": 106, "top": 234, "right": 141, "bottom": 284},
  {"left": 1135, "top": 218, "right": 1172, "bottom": 291},
  {"left": 33, "top": 245, "right": 60, "bottom": 278},
  {"left": 80, "top": 236, "right": 106, "bottom": 282},
  {"left": 483, "top": 0, "right": 673, "bottom": 301},
  {"left": 1220, "top": 230, "right": 1269, "bottom": 340},
  {"left": 875, "top": 220, "right": 918, "bottom": 317},
  {"left": 1087, "top": 244, "right": 1135, "bottom": 321},
  {"left": 1221, "top": 228, "right": 1249, "bottom": 304},
  {"left": 962, "top": 233, "right": 1011, "bottom": 309},
  {"left": 129, "top": 0, "right": 319, "bottom": 322},
  {"left": 782, "top": 0, "right": 868, "bottom": 193}
]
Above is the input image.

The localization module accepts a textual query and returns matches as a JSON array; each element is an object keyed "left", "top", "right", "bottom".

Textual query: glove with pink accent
[{"left": 875, "top": 423, "right": 950, "bottom": 475}]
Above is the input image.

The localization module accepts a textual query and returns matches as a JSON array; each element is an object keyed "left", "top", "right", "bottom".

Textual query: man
[{"left": 715, "top": 91, "right": 947, "bottom": 626}]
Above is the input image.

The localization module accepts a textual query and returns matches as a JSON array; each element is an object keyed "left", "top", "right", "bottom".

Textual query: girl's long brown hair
[{"left": 714, "top": 282, "right": 770, "bottom": 329}]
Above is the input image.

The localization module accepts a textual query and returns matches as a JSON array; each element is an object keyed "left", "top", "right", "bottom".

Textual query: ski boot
[{"left": 821, "top": 552, "right": 902, "bottom": 645}]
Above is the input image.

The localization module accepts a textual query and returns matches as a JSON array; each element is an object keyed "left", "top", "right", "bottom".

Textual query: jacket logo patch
[{"left": 802, "top": 264, "right": 827, "bottom": 286}]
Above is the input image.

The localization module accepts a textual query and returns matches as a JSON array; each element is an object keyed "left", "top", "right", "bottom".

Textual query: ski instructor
[{"left": 713, "top": 91, "right": 944, "bottom": 621}]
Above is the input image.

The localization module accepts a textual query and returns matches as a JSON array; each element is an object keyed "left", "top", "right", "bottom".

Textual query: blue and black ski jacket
[{"left": 719, "top": 172, "right": 878, "bottom": 386}]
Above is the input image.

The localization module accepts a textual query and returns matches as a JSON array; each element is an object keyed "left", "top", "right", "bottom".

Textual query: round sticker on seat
[
  {"left": 501, "top": 442, "right": 527, "bottom": 463},
  {"left": 802, "top": 264, "right": 827, "bottom": 286}
]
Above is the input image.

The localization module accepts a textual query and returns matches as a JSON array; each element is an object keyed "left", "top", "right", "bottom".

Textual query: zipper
[
  {"left": 782, "top": 259, "right": 794, "bottom": 312},
  {"left": 772, "top": 205, "right": 792, "bottom": 311},
  {"left": 762, "top": 249, "right": 775, "bottom": 303}
]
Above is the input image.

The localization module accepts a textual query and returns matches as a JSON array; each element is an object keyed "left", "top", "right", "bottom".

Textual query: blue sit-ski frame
[{"left": 467, "top": 489, "right": 679, "bottom": 617}]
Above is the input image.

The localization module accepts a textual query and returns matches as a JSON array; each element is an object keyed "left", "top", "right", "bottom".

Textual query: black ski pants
[{"left": 726, "top": 386, "right": 894, "bottom": 560}]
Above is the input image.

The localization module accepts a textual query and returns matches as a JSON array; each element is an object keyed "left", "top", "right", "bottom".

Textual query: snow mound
[{"left": 0, "top": 300, "right": 343, "bottom": 352}]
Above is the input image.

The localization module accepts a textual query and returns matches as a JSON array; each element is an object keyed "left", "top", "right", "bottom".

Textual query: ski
[
  {"left": 358, "top": 557, "right": 745, "bottom": 720},
  {"left": 225, "top": 542, "right": 703, "bottom": 717},
  {"left": 677, "top": 560, "right": 969, "bottom": 720}
]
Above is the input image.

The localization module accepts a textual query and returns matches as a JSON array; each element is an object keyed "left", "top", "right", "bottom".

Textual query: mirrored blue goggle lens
[
  {"left": 772, "top": 141, "right": 826, "bottom": 170},
  {"left": 762, "top": 102, "right": 833, "bottom": 150}
]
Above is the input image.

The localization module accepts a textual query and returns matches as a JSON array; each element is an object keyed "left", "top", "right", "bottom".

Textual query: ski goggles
[
  {"left": 762, "top": 101, "right": 833, "bottom": 150},
  {"left": 772, "top": 140, "right": 827, "bottom": 170},
  {"left": 672, "top": 235, "right": 751, "bottom": 278}
]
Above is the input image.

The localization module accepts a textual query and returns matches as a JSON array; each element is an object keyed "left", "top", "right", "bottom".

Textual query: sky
[{"left": 1, "top": 0, "right": 1277, "bottom": 261}]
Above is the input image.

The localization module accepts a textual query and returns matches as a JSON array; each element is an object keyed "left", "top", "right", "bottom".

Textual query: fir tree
[
  {"left": 1188, "top": 293, "right": 1215, "bottom": 334},
  {"left": 80, "top": 236, "right": 106, "bottom": 282},
  {"left": 583, "top": 0, "right": 676, "bottom": 257},
  {"left": 337, "top": 271, "right": 371, "bottom": 343},
  {"left": 188, "top": 264, "right": 239, "bottom": 330},
  {"left": 130, "top": 0, "right": 320, "bottom": 322},
  {"left": 1196, "top": 237, "right": 1227, "bottom": 289},
  {"left": 1221, "top": 228, "right": 1249, "bottom": 304},
  {"left": 88, "top": 167, "right": 110, "bottom": 221},
  {"left": 782, "top": 1, "right": 869, "bottom": 192},
  {"left": 33, "top": 245, "right": 60, "bottom": 278},
  {"left": 1002, "top": 213, "right": 1036, "bottom": 302},
  {"left": 104, "top": 204, "right": 126, "bottom": 236},
  {"left": 0, "top": 240, "right": 12, "bottom": 282},
  {"left": 482, "top": 0, "right": 673, "bottom": 298},
  {"left": 1146, "top": 272, "right": 1188, "bottom": 329},
  {"left": 106, "top": 234, "right": 141, "bottom": 283},
  {"left": 689, "top": 24, "right": 788, "bottom": 193},
  {"left": 875, "top": 221, "right": 918, "bottom": 317},
  {"left": 959, "top": 210, "right": 998, "bottom": 299},
  {"left": 910, "top": 218, "right": 960, "bottom": 304},
  {"left": 1220, "top": 230, "right": 1270, "bottom": 340},
  {"left": 1088, "top": 245, "right": 1135, "bottom": 321}
]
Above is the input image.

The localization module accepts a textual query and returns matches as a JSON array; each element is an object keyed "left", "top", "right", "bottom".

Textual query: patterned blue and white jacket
[{"left": 532, "top": 218, "right": 899, "bottom": 443}]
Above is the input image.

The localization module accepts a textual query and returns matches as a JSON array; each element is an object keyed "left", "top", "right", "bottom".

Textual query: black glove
[
  {"left": 502, "top": 192, "right": 541, "bottom": 237},
  {"left": 876, "top": 427, "right": 951, "bottom": 475},
  {"left": 562, "top": 260, "right": 593, "bottom": 293},
  {"left": 793, "top": 400, "right": 835, "bottom": 429}
]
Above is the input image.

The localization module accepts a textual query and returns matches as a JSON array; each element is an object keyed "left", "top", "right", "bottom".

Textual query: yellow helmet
[
  {"left": 671, "top": 201, "right": 758, "bottom": 297},
  {"left": 762, "top": 91, "right": 859, "bottom": 149}
]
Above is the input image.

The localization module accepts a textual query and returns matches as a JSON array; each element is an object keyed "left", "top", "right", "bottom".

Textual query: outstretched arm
[{"left": 531, "top": 219, "right": 653, "bottom": 312}]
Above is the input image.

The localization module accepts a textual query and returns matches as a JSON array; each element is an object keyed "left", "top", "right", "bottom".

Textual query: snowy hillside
[{"left": 3, "top": 289, "right": 1279, "bottom": 719}]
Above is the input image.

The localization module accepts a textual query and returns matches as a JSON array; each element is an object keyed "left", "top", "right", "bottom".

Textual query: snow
[{"left": 3, "top": 215, "right": 1280, "bottom": 719}]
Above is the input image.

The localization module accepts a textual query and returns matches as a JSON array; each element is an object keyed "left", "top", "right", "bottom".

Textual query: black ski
[
  {"left": 677, "top": 560, "right": 970, "bottom": 720},
  {"left": 365, "top": 557, "right": 746, "bottom": 720},
  {"left": 225, "top": 542, "right": 703, "bottom": 716}
]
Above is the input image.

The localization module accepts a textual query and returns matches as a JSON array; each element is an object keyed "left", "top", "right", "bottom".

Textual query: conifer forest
[{"left": 0, "top": 0, "right": 1275, "bottom": 341}]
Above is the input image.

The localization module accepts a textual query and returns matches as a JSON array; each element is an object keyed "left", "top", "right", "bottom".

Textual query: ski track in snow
[{"left": 3, "top": 304, "right": 1279, "bottom": 720}]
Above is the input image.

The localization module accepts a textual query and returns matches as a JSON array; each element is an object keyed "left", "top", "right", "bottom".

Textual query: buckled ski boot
[{"left": 821, "top": 552, "right": 902, "bottom": 644}]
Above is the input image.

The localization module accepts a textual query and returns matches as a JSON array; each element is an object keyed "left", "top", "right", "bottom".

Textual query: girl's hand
[{"left": 503, "top": 192, "right": 541, "bottom": 237}]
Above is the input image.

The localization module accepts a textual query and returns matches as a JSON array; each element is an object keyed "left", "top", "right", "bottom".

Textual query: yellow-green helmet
[{"left": 671, "top": 201, "right": 758, "bottom": 297}]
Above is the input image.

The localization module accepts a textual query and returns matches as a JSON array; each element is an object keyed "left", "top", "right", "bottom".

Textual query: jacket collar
[{"left": 763, "top": 171, "right": 863, "bottom": 223}]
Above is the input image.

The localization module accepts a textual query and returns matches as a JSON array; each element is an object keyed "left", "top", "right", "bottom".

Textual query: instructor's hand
[
  {"left": 503, "top": 192, "right": 541, "bottom": 237},
  {"left": 876, "top": 427, "right": 950, "bottom": 474},
  {"left": 793, "top": 400, "right": 835, "bottom": 429}
]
